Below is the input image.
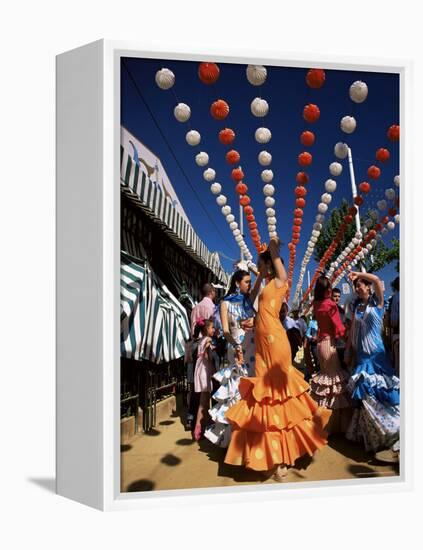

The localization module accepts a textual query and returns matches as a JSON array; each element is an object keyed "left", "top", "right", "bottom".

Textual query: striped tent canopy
[
  {"left": 121, "top": 252, "right": 190, "bottom": 364},
  {"left": 121, "top": 145, "right": 229, "bottom": 286}
]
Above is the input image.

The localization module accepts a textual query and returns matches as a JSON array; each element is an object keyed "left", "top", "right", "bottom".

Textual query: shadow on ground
[{"left": 126, "top": 479, "right": 155, "bottom": 492}]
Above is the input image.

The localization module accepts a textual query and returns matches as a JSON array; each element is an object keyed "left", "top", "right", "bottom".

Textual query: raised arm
[
  {"left": 249, "top": 271, "right": 264, "bottom": 305},
  {"left": 349, "top": 271, "right": 384, "bottom": 308},
  {"left": 268, "top": 237, "right": 288, "bottom": 287}
]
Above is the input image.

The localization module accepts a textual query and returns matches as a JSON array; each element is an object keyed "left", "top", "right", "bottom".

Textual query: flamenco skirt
[
  {"left": 310, "top": 338, "right": 352, "bottom": 434},
  {"left": 348, "top": 350, "right": 400, "bottom": 407},
  {"left": 204, "top": 363, "right": 248, "bottom": 448},
  {"left": 224, "top": 365, "right": 332, "bottom": 470},
  {"left": 346, "top": 395, "right": 400, "bottom": 452}
]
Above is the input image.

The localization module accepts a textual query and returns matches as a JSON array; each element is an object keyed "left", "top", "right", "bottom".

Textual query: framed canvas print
[{"left": 56, "top": 40, "right": 412, "bottom": 510}]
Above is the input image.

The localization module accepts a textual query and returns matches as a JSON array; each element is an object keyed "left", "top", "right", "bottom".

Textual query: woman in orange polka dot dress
[{"left": 224, "top": 238, "right": 332, "bottom": 480}]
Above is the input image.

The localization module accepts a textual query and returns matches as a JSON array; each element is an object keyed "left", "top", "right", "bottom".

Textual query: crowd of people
[{"left": 184, "top": 237, "right": 400, "bottom": 481}]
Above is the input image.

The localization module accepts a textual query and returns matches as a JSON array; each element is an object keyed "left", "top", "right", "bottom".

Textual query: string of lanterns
[{"left": 155, "top": 64, "right": 253, "bottom": 261}]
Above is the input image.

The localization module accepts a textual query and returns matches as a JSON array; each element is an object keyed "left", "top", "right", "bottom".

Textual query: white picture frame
[{"left": 56, "top": 39, "right": 413, "bottom": 511}]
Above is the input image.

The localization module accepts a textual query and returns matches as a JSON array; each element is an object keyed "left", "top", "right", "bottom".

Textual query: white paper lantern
[
  {"left": 246, "top": 65, "right": 267, "bottom": 86},
  {"left": 375, "top": 234, "right": 382, "bottom": 241},
  {"left": 226, "top": 214, "right": 235, "bottom": 223},
  {"left": 341, "top": 116, "right": 357, "bottom": 134},
  {"left": 370, "top": 209, "right": 379, "bottom": 220},
  {"left": 334, "top": 142, "right": 349, "bottom": 159},
  {"left": 210, "top": 182, "right": 221, "bottom": 195},
  {"left": 268, "top": 225, "right": 276, "bottom": 232},
  {"left": 155, "top": 68, "right": 175, "bottom": 90},
  {"left": 261, "top": 169, "right": 274, "bottom": 182},
  {"left": 316, "top": 214, "right": 325, "bottom": 223},
  {"left": 394, "top": 175, "right": 400, "bottom": 187},
  {"left": 221, "top": 205, "right": 231, "bottom": 215},
  {"left": 186, "top": 130, "right": 201, "bottom": 146},
  {"left": 266, "top": 208, "right": 276, "bottom": 217},
  {"left": 387, "top": 221, "right": 395, "bottom": 231},
  {"left": 235, "top": 235, "right": 243, "bottom": 242},
  {"left": 263, "top": 184, "right": 275, "bottom": 196},
  {"left": 195, "top": 151, "right": 209, "bottom": 166},
  {"left": 394, "top": 214, "right": 400, "bottom": 224},
  {"left": 233, "top": 229, "right": 241, "bottom": 237},
  {"left": 258, "top": 151, "right": 272, "bottom": 166},
  {"left": 362, "top": 227, "right": 368, "bottom": 234},
  {"left": 251, "top": 97, "right": 269, "bottom": 117},
  {"left": 381, "top": 227, "right": 388, "bottom": 235},
  {"left": 313, "top": 222, "right": 323, "bottom": 231},
  {"left": 329, "top": 162, "right": 343, "bottom": 177},
  {"left": 358, "top": 251, "right": 365, "bottom": 259},
  {"left": 216, "top": 195, "right": 227, "bottom": 206},
  {"left": 366, "top": 243, "right": 373, "bottom": 251},
  {"left": 255, "top": 127, "right": 272, "bottom": 144},
  {"left": 365, "top": 218, "right": 373, "bottom": 228},
  {"left": 174, "top": 103, "right": 191, "bottom": 122},
  {"left": 267, "top": 216, "right": 277, "bottom": 225},
  {"left": 321, "top": 193, "right": 332, "bottom": 204},
  {"left": 269, "top": 231, "right": 277, "bottom": 238},
  {"left": 385, "top": 188, "right": 396, "bottom": 201},
  {"left": 318, "top": 202, "right": 328, "bottom": 214},
  {"left": 311, "top": 236, "right": 318, "bottom": 243},
  {"left": 229, "top": 222, "right": 238, "bottom": 230},
  {"left": 363, "top": 248, "right": 369, "bottom": 255},
  {"left": 265, "top": 196, "right": 275, "bottom": 207},
  {"left": 203, "top": 168, "right": 216, "bottom": 182},
  {"left": 349, "top": 80, "right": 368, "bottom": 103},
  {"left": 312, "top": 230, "right": 320, "bottom": 237},
  {"left": 377, "top": 200, "right": 387, "bottom": 211},
  {"left": 355, "top": 231, "right": 362, "bottom": 239},
  {"left": 308, "top": 241, "right": 314, "bottom": 248}
]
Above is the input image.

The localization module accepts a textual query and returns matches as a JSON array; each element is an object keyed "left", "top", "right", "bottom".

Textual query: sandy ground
[{"left": 121, "top": 396, "right": 399, "bottom": 493}]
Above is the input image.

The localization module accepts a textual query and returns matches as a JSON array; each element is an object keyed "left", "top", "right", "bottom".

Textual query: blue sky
[{"left": 121, "top": 57, "right": 400, "bottom": 305}]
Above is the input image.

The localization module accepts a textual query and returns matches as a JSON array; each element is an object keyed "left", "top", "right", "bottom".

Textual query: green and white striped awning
[
  {"left": 121, "top": 146, "right": 229, "bottom": 286},
  {"left": 121, "top": 252, "right": 190, "bottom": 363}
]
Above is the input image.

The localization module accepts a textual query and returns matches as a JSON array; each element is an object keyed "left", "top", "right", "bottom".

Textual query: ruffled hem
[
  {"left": 224, "top": 409, "right": 331, "bottom": 470},
  {"left": 348, "top": 368, "right": 400, "bottom": 407},
  {"left": 309, "top": 370, "right": 351, "bottom": 410},
  {"left": 238, "top": 365, "right": 310, "bottom": 405},
  {"left": 204, "top": 421, "right": 232, "bottom": 448}
]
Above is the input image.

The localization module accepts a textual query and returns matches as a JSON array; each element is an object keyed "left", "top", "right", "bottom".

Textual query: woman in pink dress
[
  {"left": 193, "top": 319, "right": 216, "bottom": 441},
  {"left": 310, "top": 275, "right": 352, "bottom": 434}
]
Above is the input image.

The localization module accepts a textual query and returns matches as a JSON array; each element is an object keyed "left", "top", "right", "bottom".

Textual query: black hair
[
  {"left": 332, "top": 287, "right": 341, "bottom": 296},
  {"left": 225, "top": 269, "right": 250, "bottom": 297},
  {"left": 391, "top": 276, "right": 399, "bottom": 291},
  {"left": 353, "top": 277, "right": 372, "bottom": 290},
  {"left": 314, "top": 275, "right": 332, "bottom": 301}
]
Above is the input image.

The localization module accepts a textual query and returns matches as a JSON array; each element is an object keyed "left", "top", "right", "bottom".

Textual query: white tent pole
[
  {"left": 239, "top": 203, "right": 244, "bottom": 261},
  {"left": 347, "top": 146, "right": 365, "bottom": 273}
]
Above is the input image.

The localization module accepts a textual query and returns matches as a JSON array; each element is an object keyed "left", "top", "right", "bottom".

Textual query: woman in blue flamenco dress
[
  {"left": 345, "top": 271, "right": 400, "bottom": 454},
  {"left": 204, "top": 268, "right": 261, "bottom": 448}
]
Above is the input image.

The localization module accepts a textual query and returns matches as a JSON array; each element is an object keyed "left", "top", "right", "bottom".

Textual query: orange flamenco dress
[{"left": 224, "top": 279, "right": 332, "bottom": 471}]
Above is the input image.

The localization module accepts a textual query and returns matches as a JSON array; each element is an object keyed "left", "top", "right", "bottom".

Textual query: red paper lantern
[
  {"left": 294, "top": 218, "right": 302, "bottom": 226},
  {"left": 354, "top": 195, "right": 364, "bottom": 206},
  {"left": 306, "top": 69, "right": 325, "bottom": 89},
  {"left": 219, "top": 128, "right": 235, "bottom": 145},
  {"left": 295, "top": 185, "right": 307, "bottom": 197},
  {"left": 344, "top": 214, "right": 353, "bottom": 224},
  {"left": 388, "top": 208, "right": 397, "bottom": 216},
  {"left": 303, "top": 103, "right": 320, "bottom": 123},
  {"left": 376, "top": 148, "right": 390, "bottom": 163},
  {"left": 368, "top": 230, "right": 377, "bottom": 239},
  {"left": 231, "top": 167, "right": 244, "bottom": 181},
  {"left": 298, "top": 152, "right": 313, "bottom": 166},
  {"left": 349, "top": 206, "right": 358, "bottom": 216},
  {"left": 292, "top": 239, "right": 299, "bottom": 246},
  {"left": 239, "top": 195, "right": 251, "bottom": 207},
  {"left": 210, "top": 99, "right": 229, "bottom": 120},
  {"left": 288, "top": 242, "right": 294, "bottom": 250},
  {"left": 292, "top": 228, "right": 301, "bottom": 236},
  {"left": 235, "top": 182, "right": 248, "bottom": 195},
  {"left": 375, "top": 223, "right": 382, "bottom": 231},
  {"left": 359, "top": 181, "right": 371, "bottom": 194},
  {"left": 380, "top": 215, "right": 389, "bottom": 224},
  {"left": 226, "top": 149, "right": 240, "bottom": 164},
  {"left": 244, "top": 206, "right": 253, "bottom": 216},
  {"left": 296, "top": 172, "right": 309, "bottom": 185},
  {"left": 368, "top": 165, "right": 381, "bottom": 180},
  {"left": 198, "top": 62, "right": 220, "bottom": 85},
  {"left": 250, "top": 229, "right": 259, "bottom": 238},
  {"left": 300, "top": 131, "right": 315, "bottom": 147},
  {"left": 387, "top": 124, "right": 400, "bottom": 142},
  {"left": 296, "top": 198, "right": 306, "bottom": 208},
  {"left": 246, "top": 213, "right": 255, "bottom": 222},
  {"left": 294, "top": 208, "right": 304, "bottom": 217},
  {"left": 249, "top": 221, "right": 257, "bottom": 230}
]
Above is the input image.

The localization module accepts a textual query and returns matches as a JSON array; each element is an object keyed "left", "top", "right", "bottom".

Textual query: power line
[{"left": 121, "top": 60, "right": 234, "bottom": 252}]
